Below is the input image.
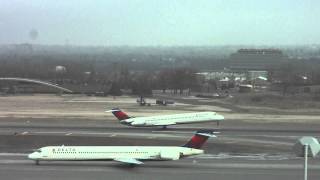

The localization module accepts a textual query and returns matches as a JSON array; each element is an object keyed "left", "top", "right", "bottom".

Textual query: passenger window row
[{"left": 53, "top": 151, "right": 148, "bottom": 154}]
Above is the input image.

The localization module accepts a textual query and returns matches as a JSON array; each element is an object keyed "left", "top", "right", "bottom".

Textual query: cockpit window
[{"left": 35, "top": 149, "right": 42, "bottom": 153}]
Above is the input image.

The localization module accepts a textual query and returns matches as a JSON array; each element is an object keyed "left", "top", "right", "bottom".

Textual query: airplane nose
[
  {"left": 217, "top": 115, "right": 224, "bottom": 120},
  {"left": 28, "top": 153, "right": 34, "bottom": 159},
  {"left": 28, "top": 152, "right": 40, "bottom": 159}
]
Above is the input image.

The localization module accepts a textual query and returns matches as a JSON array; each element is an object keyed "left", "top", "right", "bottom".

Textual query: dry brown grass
[{"left": 226, "top": 92, "right": 320, "bottom": 110}]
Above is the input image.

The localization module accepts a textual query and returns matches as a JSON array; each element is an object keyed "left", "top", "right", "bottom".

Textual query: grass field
[{"left": 0, "top": 94, "right": 319, "bottom": 124}]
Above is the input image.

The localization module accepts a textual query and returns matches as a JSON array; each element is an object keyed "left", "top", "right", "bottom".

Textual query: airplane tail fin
[
  {"left": 182, "top": 130, "right": 216, "bottom": 149},
  {"left": 106, "top": 108, "right": 131, "bottom": 120}
]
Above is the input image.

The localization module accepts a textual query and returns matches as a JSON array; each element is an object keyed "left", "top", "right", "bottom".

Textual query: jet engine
[
  {"left": 120, "top": 119, "right": 134, "bottom": 123},
  {"left": 131, "top": 120, "right": 146, "bottom": 126},
  {"left": 160, "top": 151, "right": 180, "bottom": 160}
]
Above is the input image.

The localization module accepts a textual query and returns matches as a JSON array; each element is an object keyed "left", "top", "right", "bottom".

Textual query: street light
[{"left": 293, "top": 136, "right": 320, "bottom": 180}]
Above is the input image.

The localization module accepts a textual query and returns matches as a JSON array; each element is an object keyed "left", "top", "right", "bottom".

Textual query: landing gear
[{"left": 35, "top": 160, "right": 39, "bottom": 165}]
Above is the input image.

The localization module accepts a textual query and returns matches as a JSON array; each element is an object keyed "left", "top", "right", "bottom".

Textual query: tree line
[{"left": 0, "top": 53, "right": 199, "bottom": 95}]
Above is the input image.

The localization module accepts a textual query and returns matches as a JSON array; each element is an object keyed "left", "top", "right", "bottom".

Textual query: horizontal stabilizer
[
  {"left": 113, "top": 158, "right": 143, "bottom": 165},
  {"left": 105, "top": 109, "right": 121, "bottom": 113},
  {"left": 196, "top": 132, "right": 216, "bottom": 138},
  {"left": 196, "top": 129, "right": 216, "bottom": 136}
]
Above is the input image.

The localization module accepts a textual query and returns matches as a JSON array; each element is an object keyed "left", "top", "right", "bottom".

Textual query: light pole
[
  {"left": 293, "top": 136, "right": 320, "bottom": 180},
  {"left": 304, "top": 145, "right": 308, "bottom": 180}
]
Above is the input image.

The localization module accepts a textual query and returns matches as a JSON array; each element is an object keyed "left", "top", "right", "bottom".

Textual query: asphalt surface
[
  {"left": 0, "top": 153, "right": 319, "bottom": 180},
  {"left": 1, "top": 117, "right": 319, "bottom": 153},
  {"left": 1, "top": 117, "right": 320, "bottom": 180}
]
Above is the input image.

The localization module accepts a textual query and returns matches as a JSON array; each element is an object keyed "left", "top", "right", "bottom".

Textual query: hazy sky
[{"left": 0, "top": 0, "right": 319, "bottom": 46}]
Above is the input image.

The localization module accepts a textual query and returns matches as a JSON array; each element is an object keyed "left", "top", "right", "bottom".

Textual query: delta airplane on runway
[
  {"left": 28, "top": 130, "right": 215, "bottom": 165},
  {"left": 107, "top": 108, "right": 224, "bottom": 128}
]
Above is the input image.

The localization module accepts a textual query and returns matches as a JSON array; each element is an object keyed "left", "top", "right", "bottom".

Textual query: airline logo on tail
[
  {"left": 182, "top": 130, "right": 216, "bottom": 149},
  {"left": 109, "top": 108, "right": 131, "bottom": 120}
]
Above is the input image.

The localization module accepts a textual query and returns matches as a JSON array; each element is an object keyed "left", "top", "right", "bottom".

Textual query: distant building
[
  {"left": 196, "top": 71, "right": 245, "bottom": 81},
  {"left": 229, "top": 49, "right": 288, "bottom": 71},
  {"left": 14, "top": 43, "right": 33, "bottom": 54},
  {"left": 246, "top": 71, "right": 268, "bottom": 81}
]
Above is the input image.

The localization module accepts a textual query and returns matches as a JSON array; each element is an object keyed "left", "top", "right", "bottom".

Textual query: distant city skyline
[{"left": 0, "top": 0, "right": 320, "bottom": 46}]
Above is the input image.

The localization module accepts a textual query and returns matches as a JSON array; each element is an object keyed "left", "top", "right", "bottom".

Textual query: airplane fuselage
[
  {"left": 28, "top": 146, "right": 203, "bottom": 161},
  {"left": 120, "top": 112, "right": 224, "bottom": 126}
]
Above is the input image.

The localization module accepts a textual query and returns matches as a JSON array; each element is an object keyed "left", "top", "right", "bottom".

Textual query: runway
[
  {"left": 0, "top": 153, "right": 319, "bottom": 180},
  {"left": 0, "top": 116, "right": 319, "bottom": 179},
  {"left": 1, "top": 117, "right": 320, "bottom": 156},
  {"left": 0, "top": 125, "right": 319, "bottom": 180},
  {"left": 1, "top": 117, "right": 319, "bottom": 138}
]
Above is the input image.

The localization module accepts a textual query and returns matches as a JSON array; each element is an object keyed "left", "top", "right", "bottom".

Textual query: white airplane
[
  {"left": 107, "top": 108, "right": 224, "bottom": 128},
  {"left": 28, "top": 130, "right": 215, "bottom": 166}
]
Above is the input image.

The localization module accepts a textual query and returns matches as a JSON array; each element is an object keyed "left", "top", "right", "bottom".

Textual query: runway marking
[
  {"left": 0, "top": 153, "right": 296, "bottom": 162},
  {"left": 0, "top": 159, "right": 319, "bottom": 170},
  {"left": 21, "top": 131, "right": 29, "bottom": 135},
  {"left": 192, "top": 160, "right": 198, "bottom": 164},
  {"left": 64, "top": 100, "right": 137, "bottom": 103},
  {"left": 219, "top": 137, "right": 293, "bottom": 146},
  {"left": 192, "top": 153, "right": 294, "bottom": 161},
  {"left": 34, "top": 132, "right": 66, "bottom": 134},
  {"left": 0, "top": 153, "right": 27, "bottom": 156},
  {"left": 0, "top": 154, "right": 319, "bottom": 171},
  {"left": 3, "top": 129, "right": 302, "bottom": 146},
  {"left": 151, "top": 131, "right": 191, "bottom": 134},
  {"left": 34, "top": 132, "right": 113, "bottom": 136}
]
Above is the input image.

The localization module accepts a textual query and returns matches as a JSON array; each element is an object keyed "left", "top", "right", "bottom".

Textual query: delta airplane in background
[
  {"left": 107, "top": 108, "right": 224, "bottom": 128},
  {"left": 28, "top": 130, "right": 215, "bottom": 166}
]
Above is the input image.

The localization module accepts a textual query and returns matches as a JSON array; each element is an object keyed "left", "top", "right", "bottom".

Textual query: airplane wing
[
  {"left": 154, "top": 122, "right": 176, "bottom": 126},
  {"left": 113, "top": 158, "right": 144, "bottom": 165}
]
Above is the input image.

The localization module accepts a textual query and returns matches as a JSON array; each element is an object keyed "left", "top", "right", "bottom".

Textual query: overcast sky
[{"left": 0, "top": 0, "right": 319, "bottom": 46}]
